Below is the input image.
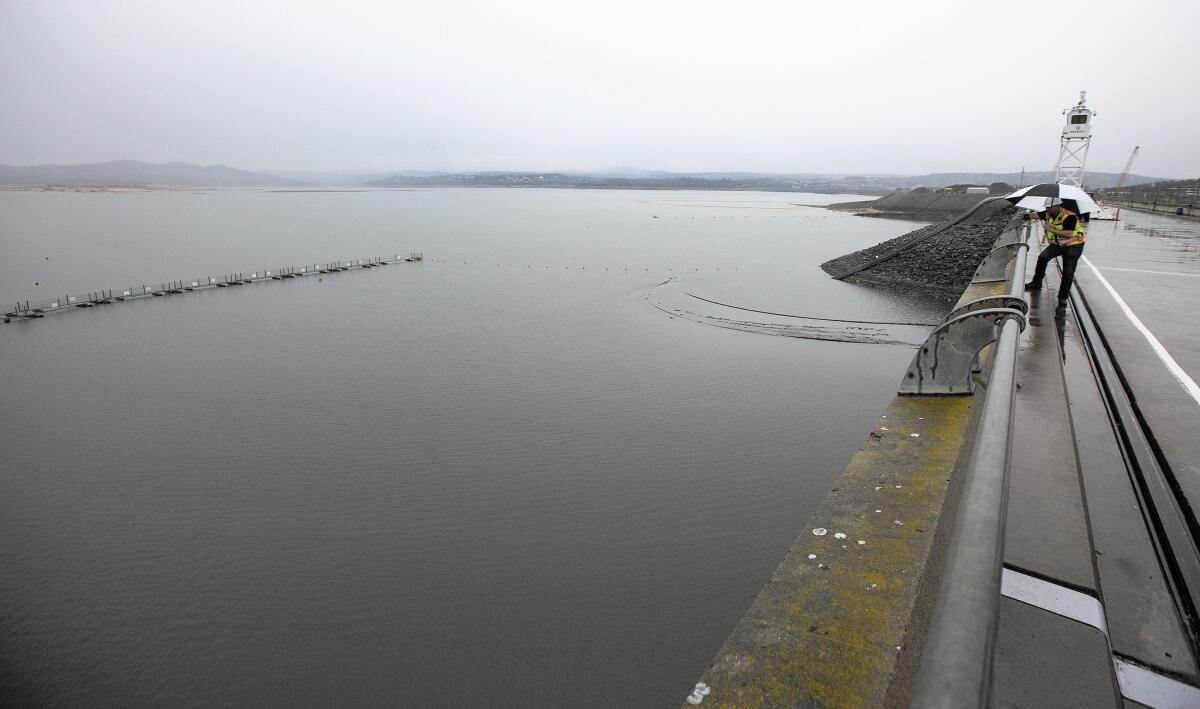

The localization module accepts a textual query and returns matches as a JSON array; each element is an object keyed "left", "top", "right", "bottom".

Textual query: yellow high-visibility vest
[{"left": 1047, "top": 210, "right": 1086, "bottom": 246}]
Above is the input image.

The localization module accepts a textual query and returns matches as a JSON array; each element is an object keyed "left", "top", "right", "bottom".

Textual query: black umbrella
[{"left": 1005, "top": 183, "right": 1099, "bottom": 213}]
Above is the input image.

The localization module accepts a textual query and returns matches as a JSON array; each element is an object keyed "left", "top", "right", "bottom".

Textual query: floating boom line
[{"left": 683, "top": 292, "right": 938, "bottom": 327}]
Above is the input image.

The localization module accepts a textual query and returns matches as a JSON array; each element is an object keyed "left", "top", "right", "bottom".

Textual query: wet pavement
[
  {"left": 1075, "top": 211, "right": 1200, "bottom": 529},
  {"left": 991, "top": 209, "right": 1200, "bottom": 706}
]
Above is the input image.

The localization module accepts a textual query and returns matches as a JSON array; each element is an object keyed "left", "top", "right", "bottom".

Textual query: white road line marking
[
  {"left": 1082, "top": 256, "right": 1200, "bottom": 407},
  {"left": 1098, "top": 266, "right": 1200, "bottom": 278},
  {"left": 1000, "top": 568, "right": 1107, "bottom": 635},
  {"left": 1113, "top": 658, "right": 1200, "bottom": 708},
  {"left": 1001, "top": 568, "right": 1200, "bottom": 704}
]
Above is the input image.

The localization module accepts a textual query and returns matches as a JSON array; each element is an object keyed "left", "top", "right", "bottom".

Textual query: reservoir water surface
[{"left": 1, "top": 188, "right": 940, "bottom": 706}]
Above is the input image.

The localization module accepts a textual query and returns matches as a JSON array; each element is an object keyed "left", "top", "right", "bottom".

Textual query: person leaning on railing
[{"left": 1025, "top": 202, "right": 1086, "bottom": 303}]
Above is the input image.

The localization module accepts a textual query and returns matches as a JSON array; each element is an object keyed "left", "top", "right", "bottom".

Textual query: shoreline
[
  {"left": 0, "top": 185, "right": 202, "bottom": 193},
  {"left": 0, "top": 184, "right": 885, "bottom": 195}
]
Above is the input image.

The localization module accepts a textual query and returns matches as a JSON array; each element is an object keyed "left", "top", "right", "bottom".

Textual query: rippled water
[{"left": 1, "top": 189, "right": 939, "bottom": 706}]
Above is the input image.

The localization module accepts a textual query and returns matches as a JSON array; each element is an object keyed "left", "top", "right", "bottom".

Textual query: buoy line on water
[
  {"left": 681, "top": 292, "right": 938, "bottom": 327},
  {"left": 640, "top": 279, "right": 926, "bottom": 346}
]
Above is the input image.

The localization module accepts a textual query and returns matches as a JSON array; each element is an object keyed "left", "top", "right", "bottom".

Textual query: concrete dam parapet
[{"left": 682, "top": 205, "right": 1200, "bottom": 707}]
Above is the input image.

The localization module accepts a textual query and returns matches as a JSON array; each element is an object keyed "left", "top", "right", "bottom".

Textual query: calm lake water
[{"left": 1, "top": 189, "right": 938, "bottom": 706}]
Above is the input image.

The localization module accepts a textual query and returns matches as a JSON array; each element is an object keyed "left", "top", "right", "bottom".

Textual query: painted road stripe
[
  {"left": 1000, "top": 568, "right": 1106, "bottom": 634},
  {"left": 1002, "top": 567, "right": 1200, "bottom": 704},
  {"left": 1114, "top": 658, "right": 1200, "bottom": 708},
  {"left": 1098, "top": 266, "right": 1200, "bottom": 278},
  {"left": 1082, "top": 256, "right": 1200, "bottom": 408}
]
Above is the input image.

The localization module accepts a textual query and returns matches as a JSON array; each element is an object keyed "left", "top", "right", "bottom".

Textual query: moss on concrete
[{"left": 683, "top": 282, "right": 1006, "bottom": 709}]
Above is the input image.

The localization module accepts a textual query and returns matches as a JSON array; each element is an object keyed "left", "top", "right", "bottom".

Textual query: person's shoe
[{"left": 1024, "top": 282, "right": 1042, "bottom": 291}]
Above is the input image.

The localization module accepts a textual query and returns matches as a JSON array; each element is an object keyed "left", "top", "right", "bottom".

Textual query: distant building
[{"left": 965, "top": 186, "right": 989, "bottom": 194}]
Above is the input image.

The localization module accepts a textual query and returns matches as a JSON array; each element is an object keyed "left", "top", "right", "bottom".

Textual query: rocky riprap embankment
[{"left": 821, "top": 201, "right": 1018, "bottom": 300}]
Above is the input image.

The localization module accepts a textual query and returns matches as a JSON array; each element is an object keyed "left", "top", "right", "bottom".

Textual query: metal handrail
[{"left": 909, "top": 224, "right": 1030, "bottom": 707}]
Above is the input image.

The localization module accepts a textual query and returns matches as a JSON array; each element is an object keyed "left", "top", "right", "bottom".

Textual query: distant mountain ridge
[
  {"left": 0, "top": 160, "right": 1169, "bottom": 191},
  {"left": 362, "top": 169, "right": 1165, "bottom": 192},
  {"left": 0, "top": 160, "right": 298, "bottom": 187},
  {"left": 878, "top": 171, "right": 1162, "bottom": 189}
]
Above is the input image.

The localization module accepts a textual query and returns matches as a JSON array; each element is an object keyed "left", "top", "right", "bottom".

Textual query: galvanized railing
[
  {"left": 909, "top": 222, "right": 1031, "bottom": 707},
  {"left": 1097, "top": 186, "right": 1197, "bottom": 217},
  {"left": 1100, "top": 185, "right": 1199, "bottom": 204}
]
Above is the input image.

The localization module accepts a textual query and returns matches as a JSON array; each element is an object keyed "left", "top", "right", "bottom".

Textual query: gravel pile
[{"left": 821, "top": 205, "right": 1019, "bottom": 301}]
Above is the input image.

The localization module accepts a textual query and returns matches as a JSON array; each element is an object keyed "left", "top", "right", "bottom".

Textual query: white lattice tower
[{"left": 1055, "top": 91, "right": 1095, "bottom": 187}]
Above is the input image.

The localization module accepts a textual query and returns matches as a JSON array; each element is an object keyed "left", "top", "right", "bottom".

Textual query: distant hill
[
  {"left": 361, "top": 169, "right": 1167, "bottom": 193},
  {"left": 593, "top": 166, "right": 677, "bottom": 179},
  {"left": 0, "top": 160, "right": 1169, "bottom": 191},
  {"left": 360, "top": 172, "right": 872, "bottom": 193},
  {"left": 1095, "top": 176, "right": 1200, "bottom": 192},
  {"left": 884, "top": 171, "right": 1162, "bottom": 190},
  {"left": 0, "top": 160, "right": 298, "bottom": 188}
]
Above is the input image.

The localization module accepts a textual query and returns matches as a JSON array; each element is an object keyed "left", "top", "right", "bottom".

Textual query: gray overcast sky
[{"left": 1, "top": 0, "right": 1196, "bottom": 177}]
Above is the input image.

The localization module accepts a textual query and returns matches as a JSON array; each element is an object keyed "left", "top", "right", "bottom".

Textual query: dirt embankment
[
  {"left": 822, "top": 198, "right": 1018, "bottom": 301},
  {"left": 830, "top": 192, "right": 998, "bottom": 221}
]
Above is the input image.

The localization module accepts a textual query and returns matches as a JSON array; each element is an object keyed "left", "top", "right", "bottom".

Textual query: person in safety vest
[{"left": 1025, "top": 201, "right": 1086, "bottom": 302}]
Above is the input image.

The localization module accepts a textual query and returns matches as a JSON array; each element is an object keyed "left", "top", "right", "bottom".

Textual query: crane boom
[{"left": 1115, "top": 145, "right": 1140, "bottom": 190}]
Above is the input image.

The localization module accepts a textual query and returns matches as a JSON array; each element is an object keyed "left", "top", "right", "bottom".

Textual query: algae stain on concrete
[{"left": 685, "top": 394, "right": 978, "bottom": 708}]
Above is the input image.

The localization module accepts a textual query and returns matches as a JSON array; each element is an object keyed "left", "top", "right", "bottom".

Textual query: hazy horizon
[
  {"left": 0, "top": 158, "right": 1177, "bottom": 184},
  {"left": 2, "top": 0, "right": 1197, "bottom": 179}
]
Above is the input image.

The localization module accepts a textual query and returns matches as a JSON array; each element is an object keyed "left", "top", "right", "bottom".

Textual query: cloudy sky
[{"left": 1, "top": 0, "right": 1196, "bottom": 177}]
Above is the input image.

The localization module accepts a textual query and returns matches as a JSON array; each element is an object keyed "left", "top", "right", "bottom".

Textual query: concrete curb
[{"left": 682, "top": 281, "right": 1006, "bottom": 708}]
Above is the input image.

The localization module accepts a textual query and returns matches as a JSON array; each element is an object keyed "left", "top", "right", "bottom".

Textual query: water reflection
[{"left": 0, "top": 188, "right": 939, "bottom": 707}]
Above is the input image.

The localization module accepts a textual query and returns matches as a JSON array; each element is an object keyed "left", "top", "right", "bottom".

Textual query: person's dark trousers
[{"left": 1028, "top": 242, "right": 1085, "bottom": 300}]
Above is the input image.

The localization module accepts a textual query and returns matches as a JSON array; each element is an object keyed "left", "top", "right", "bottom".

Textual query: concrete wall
[{"left": 682, "top": 275, "right": 1012, "bottom": 708}]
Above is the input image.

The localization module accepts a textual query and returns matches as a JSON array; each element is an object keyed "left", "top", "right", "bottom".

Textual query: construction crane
[
  {"left": 1094, "top": 146, "right": 1140, "bottom": 221},
  {"left": 1114, "top": 145, "right": 1140, "bottom": 191}
]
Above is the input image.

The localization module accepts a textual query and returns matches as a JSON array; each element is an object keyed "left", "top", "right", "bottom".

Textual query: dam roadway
[{"left": 682, "top": 208, "right": 1200, "bottom": 708}]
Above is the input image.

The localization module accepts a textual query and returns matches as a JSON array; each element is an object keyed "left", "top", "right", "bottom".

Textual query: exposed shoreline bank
[{"left": 821, "top": 194, "right": 1017, "bottom": 300}]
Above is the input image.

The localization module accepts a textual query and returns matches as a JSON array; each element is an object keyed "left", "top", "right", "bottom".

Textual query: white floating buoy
[
  {"left": 833, "top": 532, "right": 847, "bottom": 540},
  {"left": 813, "top": 528, "right": 827, "bottom": 536}
]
